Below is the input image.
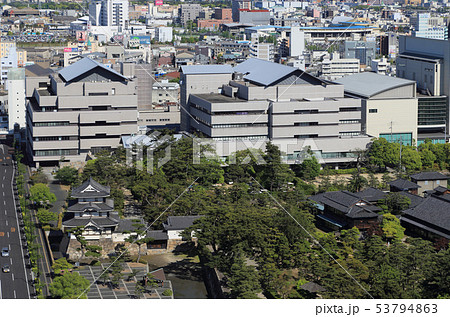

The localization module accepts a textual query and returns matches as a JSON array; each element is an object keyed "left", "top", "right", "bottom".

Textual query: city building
[
  {"left": 232, "top": 0, "right": 252, "bottom": 22},
  {"left": 396, "top": 36, "right": 450, "bottom": 144},
  {"left": 340, "top": 40, "right": 377, "bottom": 66},
  {"left": 249, "top": 34, "right": 275, "bottom": 61},
  {"left": 7, "top": 68, "right": 26, "bottom": 133},
  {"left": 413, "top": 13, "right": 448, "bottom": 41},
  {"left": 152, "top": 80, "right": 179, "bottom": 105},
  {"left": 321, "top": 53, "right": 360, "bottom": 81},
  {"left": 89, "top": 0, "right": 130, "bottom": 31},
  {"left": 178, "top": 4, "right": 202, "bottom": 27},
  {"left": 155, "top": 27, "right": 173, "bottom": 43},
  {"left": 335, "top": 72, "right": 418, "bottom": 145},
  {"left": 370, "top": 57, "right": 390, "bottom": 75},
  {"left": 238, "top": 9, "right": 271, "bottom": 25},
  {"left": 181, "top": 59, "right": 372, "bottom": 166},
  {"left": 26, "top": 58, "right": 138, "bottom": 166}
]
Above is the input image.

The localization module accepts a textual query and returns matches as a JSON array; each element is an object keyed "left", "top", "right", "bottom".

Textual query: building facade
[
  {"left": 26, "top": 58, "right": 138, "bottom": 166},
  {"left": 341, "top": 40, "right": 377, "bottom": 66}
]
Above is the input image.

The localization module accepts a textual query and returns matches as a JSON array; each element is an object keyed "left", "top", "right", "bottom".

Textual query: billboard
[
  {"left": 155, "top": 0, "right": 163, "bottom": 5},
  {"left": 64, "top": 47, "right": 78, "bottom": 52},
  {"left": 76, "top": 30, "right": 86, "bottom": 42},
  {"left": 131, "top": 35, "right": 151, "bottom": 45}
]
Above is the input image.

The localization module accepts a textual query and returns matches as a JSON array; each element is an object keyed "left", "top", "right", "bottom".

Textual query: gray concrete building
[
  {"left": 178, "top": 4, "right": 202, "bottom": 27},
  {"left": 180, "top": 59, "right": 372, "bottom": 166},
  {"left": 26, "top": 58, "right": 138, "bottom": 166},
  {"left": 340, "top": 40, "right": 377, "bottom": 66},
  {"left": 396, "top": 36, "right": 450, "bottom": 144}
]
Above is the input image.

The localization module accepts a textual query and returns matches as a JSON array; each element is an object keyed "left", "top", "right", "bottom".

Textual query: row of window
[
  {"left": 34, "top": 121, "right": 70, "bottom": 127},
  {"left": 212, "top": 123, "right": 267, "bottom": 129},
  {"left": 34, "top": 149, "right": 76, "bottom": 157},
  {"left": 339, "top": 120, "right": 360, "bottom": 124}
]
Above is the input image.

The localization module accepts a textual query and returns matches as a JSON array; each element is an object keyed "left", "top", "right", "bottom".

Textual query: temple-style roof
[
  {"left": 63, "top": 216, "right": 119, "bottom": 229},
  {"left": 67, "top": 200, "right": 114, "bottom": 212},
  {"left": 71, "top": 177, "right": 110, "bottom": 198},
  {"left": 389, "top": 178, "right": 421, "bottom": 190},
  {"left": 163, "top": 216, "right": 202, "bottom": 231}
]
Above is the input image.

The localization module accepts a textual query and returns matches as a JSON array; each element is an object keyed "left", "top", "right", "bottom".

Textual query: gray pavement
[{"left": 0, "top": 143, "right": 33, "bottom": 299}]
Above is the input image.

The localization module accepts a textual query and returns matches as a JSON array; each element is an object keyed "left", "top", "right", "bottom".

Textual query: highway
[{"left": 0, "top": 143, "right": 32, "bottom": 299}]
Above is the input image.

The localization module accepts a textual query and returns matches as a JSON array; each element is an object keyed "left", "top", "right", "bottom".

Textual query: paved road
[{"left": 0, "top": 144, "right": 32, "bottom": 299}]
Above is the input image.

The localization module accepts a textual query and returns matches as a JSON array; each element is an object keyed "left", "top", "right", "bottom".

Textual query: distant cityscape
[{"left": 0, "top": 0, "right": 450, "bottom": 303}]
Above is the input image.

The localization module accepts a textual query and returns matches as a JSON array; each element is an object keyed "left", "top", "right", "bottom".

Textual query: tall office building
[
  {"left": 7, "top": 68, "right": 26, "bottom": 133},
  {"left": 89, "top": 0, "right": 129, "bottom": 30}
]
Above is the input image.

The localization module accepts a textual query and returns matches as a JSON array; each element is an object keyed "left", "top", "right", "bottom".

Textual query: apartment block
[
  {"left": 178, "top": 4, "right": 202, "bottom": 27},
  {"left": 321, "top": 53, "right": 360, "bottom": 81},
  {"left": 341, "top": 40, "right": 377, "bottom": 66},
  {"left": 26, "top": 58, "right": 138, "bottom": 166}
]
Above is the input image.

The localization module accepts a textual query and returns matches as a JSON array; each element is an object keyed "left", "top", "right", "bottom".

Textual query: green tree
[
  {"left": 52, "top": 257, "right": 73, "bottom": 275},
  {"left": 379, "top": 192, "right": 411, "bottom": 215},
  {"left": 293, "top": 154, "right": 321, "bottom": 181},
  {"left": 30, "top": 168, "right": 48, "bottom": 184},
  {"left": 49, "top": 272, "right": 90, "bottom": 299},
  {"left": 36, "top": 208, "right": 57, "bottom": 225},
  {"left": 347, "top": 171, "right": 368, "bottom": 192},
  {"left": 85, "top": 245, "right": 102, "bottom": 259},
  {"left": 258, "top": 142, "right": 294, "bottom": 191},
  {"left": 227, "top": 251, "right": 261, "bottom": 299},
  {"left": 30, "top": 183, "right": 56, "bottom": 207},
  {"left": 55, "top": 166, "right": 79, "bottom": 185},
  {"left": 381, "top": 213, "right": 405, "bottom": 242}
]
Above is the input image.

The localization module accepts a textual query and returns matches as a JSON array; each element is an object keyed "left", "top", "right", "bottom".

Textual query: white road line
[
  {"left": 0, "top": 280, "right": 2, "bottom": 299},
  {"left": 14, "top": 290, "right": 16, "bottom": 299},
  {"left": 11, "top": 160, "right": 31, "bottom": 299},
  {"left": 2, "top": 191, "right": 4, "bottom": 196},
  {"left": 5, "top": 219, "right": 8, "bottom": 226},
  {"left": 12, "top": 273, "right": 15, "bottom": 281},
  {"left": 10, "top": 258, "right": 13, "bottom": 265},
  {"left": 7, "top": 232, "right": 9, "bottom": 238}
]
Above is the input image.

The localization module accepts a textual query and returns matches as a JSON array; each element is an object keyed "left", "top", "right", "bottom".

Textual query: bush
[{"left": 162, "top": 289, "right": 173, "bottom": 297}]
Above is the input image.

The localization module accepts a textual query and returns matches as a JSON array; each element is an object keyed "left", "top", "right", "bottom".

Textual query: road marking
[
  {"left": 10, "top": 258, "right": 12, "bottom": 265},
  {"left": 5, "top": 219, "right": 8, "bottom": 226},
  {"left": 0, "top": 280, "right": 2, "bottom": 299},
  {"left": 12, "top": 273, "right": 15, "bottom": 281},
  {"left": 14, "top": 290, "right": 16, "bottom": 299},
  {"left": 7, "top": 232, "right": 9, "bottom": 238},
  {"left": 2, "top": 191, "right": 4, "bottom": 196}
]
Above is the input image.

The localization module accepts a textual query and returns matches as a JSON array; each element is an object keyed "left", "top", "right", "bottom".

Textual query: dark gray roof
[
  {"left": 180, "top": 64, "right": 233, "bottom": 75},
  {"left": 58, "top": 57, "right": 127, "bottom": 82},
  {"left": 401, "top": 196, "right": 450, "bottom": 238},
  {"left": 116, "top": 218, "right": 144, "bottom": 233},
  {"left": 71, "top": 177, "right": 110, "bottom": 198},
  {"left": 354, "top": 187, "right": 387, "bottom": 202},
  {"left": 310, "top": 191, "right": 380, "bottom": 219},
  {"left": 63, "top": 216, "right": 119, "bottom": 229},
  {"left": 389, "top": 178, "right": 421, "bottom": 190},
  {"left": 300, "top": 282, "right": 326, "bottom": 293},
  {"left": 163, "top": 216, "right": 202, "bottom": 231},
  {"left": 25, "top": 64, "right": 54, "bottom": 77},
  {"left": 234, "top": 58, "right": 296, "bottom": 86},
  {"left": 67, "top": 201, "right": 114, "bottom": 212},
  {"left": 147, "top": 230, "right": 168, "bottom": 240},
  {"left": 410, "top": 172, "right": 450, "bottom": 181},
  {"left": 334, "top": 72, "right": 415, "bottom": 99},
  {"left": 398, "top": 192, "right": 424, "bottom": 208}
]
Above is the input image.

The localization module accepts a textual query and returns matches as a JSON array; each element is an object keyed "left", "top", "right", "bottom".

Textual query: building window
[
  {"left": 379, "top": 133, "right": 412, "bottom": 146},
  {"left": 369, "top": 109, "right": 378, "bottom": 113},
  {"left": 111, "top": 88, "right": 115, "bottom": 95},
  {"left": 437, "top": 180, "right": 440, "bottom": 185},
  {"left": 425, "top": 181, "right": 429, "bottom": 185}
]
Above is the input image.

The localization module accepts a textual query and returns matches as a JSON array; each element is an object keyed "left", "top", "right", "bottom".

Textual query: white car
[{"left": 1, "top": 247, "right": 9, "bottom": 257}]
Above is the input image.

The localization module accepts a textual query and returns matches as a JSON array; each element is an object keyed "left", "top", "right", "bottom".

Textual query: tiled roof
[
  {"left": 163, "top": 216, "right": 202, "bottom": 231},
  {"left": 410, "top": 172, "right": 449, "bottom": 181},
  {"left": 389, "top": 178, "right": 421, "bottom": 190},
  {"left": 71, "top": 177, "right": 110, "bottom": 198},
  {"left": 354, "top": 187, "right": 387, "bottom": 202}
]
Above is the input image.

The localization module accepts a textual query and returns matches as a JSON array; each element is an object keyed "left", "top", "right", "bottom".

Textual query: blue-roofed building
[
  {"left": 26, "top": 57, "right": 138, "bottom": 166},
  {"left": 180, "top": 58, "right": 373, "bottom": 167}
]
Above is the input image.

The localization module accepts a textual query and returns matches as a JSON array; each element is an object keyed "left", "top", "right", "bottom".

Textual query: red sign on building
[{"left": 155, "top": 0, "right": 163, "bottom": 5}]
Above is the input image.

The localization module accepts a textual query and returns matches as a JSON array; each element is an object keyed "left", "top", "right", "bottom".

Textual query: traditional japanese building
[{"left": 63, "top": 177, "right": 119, "bottom": 239}]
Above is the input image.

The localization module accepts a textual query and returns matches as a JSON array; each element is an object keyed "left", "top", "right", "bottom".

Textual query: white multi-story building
[
  {"left": 156, "top": 26, "right": 173, "bottom": 43},
  {"left": 321, "top": 53, "right": 360, "bottom": 81},
  {"left": 7, "top": 68, "right": 26, "bottom": 133},
  {"left": 413, "top": 13, "right": 448, "bottom": 40},
  {"left": 249, "top": 33, "right": 275, "bottom": 61},
  {"left": 371, "top": 57, "right": 390, "bottom": 75},
  {"left": 89, "top": 0, "right": 129, "bottom": 31}
]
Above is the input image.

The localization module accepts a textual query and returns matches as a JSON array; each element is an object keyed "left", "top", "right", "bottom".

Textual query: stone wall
[{"left": 66, "top": 238, "right": 149, "bottom": 261}]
